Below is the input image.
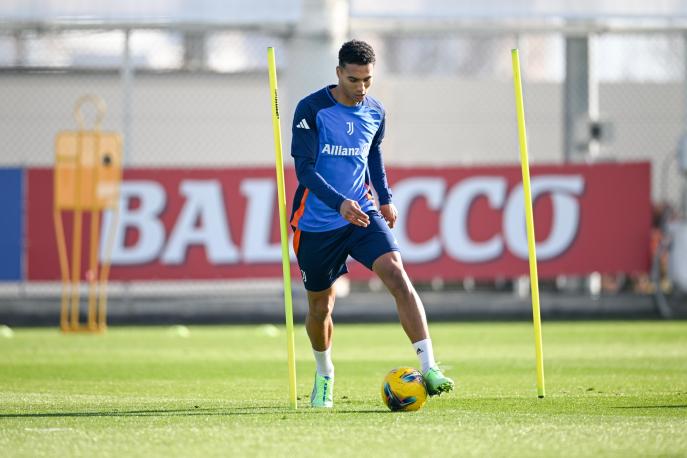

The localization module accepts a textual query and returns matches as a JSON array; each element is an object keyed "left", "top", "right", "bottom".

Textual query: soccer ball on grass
[{"left": 381, "top": 367, "right": 428, "bottom": 412}]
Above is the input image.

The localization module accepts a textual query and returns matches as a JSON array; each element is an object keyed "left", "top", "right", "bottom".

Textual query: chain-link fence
[
  {"left": 0, "top": 26, "right": 683, "bottom": 206},
  {"left": 361, "top": 31, "right": 685, "bottom": 211},
  {"left": 0, "top": 13, "right": 684, "bottom": 310}
]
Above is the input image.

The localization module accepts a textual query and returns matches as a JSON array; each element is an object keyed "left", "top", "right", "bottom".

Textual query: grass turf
[{"left": 0, "top": 321, "right": 685, "bottom": 457}]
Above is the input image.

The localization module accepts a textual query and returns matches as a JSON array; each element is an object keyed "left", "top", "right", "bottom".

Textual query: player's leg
[
  {"left": 349, "top": 210, "right": 454, "bottom": 396},
  {"left": 372, "top": 251, "right": 427, "bottom": 342},
  {"left": 306, "top": 287, "right": 337, "bottom": 408},
  {"left": 306, "top": 287, "right": 335, "bottom": 360},
  {"left": 372, "top": 252, "right": 454, "bottom": 395},
  {"left": 296, "top": 227, "right": 352, "bottom": 408}
]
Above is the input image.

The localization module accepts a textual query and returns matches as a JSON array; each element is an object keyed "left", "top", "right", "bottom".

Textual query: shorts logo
[
  {"left": 346, "top": 121, "right": 354, "bottom": 135},
  {"left": 300, "top": 269, "right": 308, "bottom": 283}
]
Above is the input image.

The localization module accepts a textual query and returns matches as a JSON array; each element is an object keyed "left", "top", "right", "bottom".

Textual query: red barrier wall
[{"left": 27, "top": 162, "right": 651, "bottom": 281}]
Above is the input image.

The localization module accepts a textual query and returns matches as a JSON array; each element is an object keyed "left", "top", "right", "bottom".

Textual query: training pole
[
  {"left": 267, "top": 47, "right": 298, "bottom": 409},
  {"left": 511, "top": 49, "right": 546, "bottom": 398}
]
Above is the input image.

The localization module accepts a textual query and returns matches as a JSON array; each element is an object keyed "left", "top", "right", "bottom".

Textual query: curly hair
[{"left": 338, "top": 40, "right": 376, "bottom": 67}]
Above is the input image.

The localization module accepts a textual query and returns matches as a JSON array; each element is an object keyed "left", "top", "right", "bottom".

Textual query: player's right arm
[{"left": 291, "top": 100, "right": 346, "bottom": 211}]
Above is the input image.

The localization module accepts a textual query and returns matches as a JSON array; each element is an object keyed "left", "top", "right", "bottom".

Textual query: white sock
[
  {"left": 412, "top": 338, "right": 437, "bottom": 373},
  {"left": 313, "top": 347, "right": 334, "bottom": 377}
]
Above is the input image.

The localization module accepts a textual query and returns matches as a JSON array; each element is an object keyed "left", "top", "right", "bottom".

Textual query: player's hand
[
  {"left": 380, "top": 203, "right": 398, "bottom": 228},
  {"left": 340, "top": 199, "right": 370, "bottom": 227}
]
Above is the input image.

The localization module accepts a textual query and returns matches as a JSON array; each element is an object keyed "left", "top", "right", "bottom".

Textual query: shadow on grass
[{"left": 0, "top": 406, "right": 388, "bottom": 418}]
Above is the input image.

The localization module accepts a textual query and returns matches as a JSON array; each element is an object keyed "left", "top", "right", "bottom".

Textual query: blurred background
[{"left": 0, "top": 0, "right": 686, "bottom": 325}]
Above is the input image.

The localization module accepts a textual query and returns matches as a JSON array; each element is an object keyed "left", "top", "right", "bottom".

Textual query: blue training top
[{"left": 290, "top": 85, "right": 392, "bottom": 232}]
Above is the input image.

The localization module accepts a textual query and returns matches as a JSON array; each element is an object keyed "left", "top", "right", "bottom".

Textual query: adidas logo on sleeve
[{"left": 296, "top": 119, "right": 310, "bottom": 129}]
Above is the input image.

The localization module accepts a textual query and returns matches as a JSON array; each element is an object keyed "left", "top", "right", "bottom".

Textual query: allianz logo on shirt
[{"left": 321, "top": 143, "right": 370, "bottom": 156}]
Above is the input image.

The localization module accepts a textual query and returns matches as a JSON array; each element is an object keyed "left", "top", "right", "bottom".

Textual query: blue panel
[{"left": 0, "top": 168, "right": 23, "bottom": 280}]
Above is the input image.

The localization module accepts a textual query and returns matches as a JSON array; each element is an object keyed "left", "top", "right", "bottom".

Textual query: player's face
[{"left": 336, "top": 63, "right": 374, "bottom": 105}]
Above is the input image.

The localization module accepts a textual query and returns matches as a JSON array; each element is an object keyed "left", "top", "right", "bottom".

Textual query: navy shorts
[{"left": 294, "top": 210, "right": 400, "bottom": 292}]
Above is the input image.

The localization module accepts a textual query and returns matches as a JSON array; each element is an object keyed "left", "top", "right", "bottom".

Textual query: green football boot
[
  {"left": 423, "top": 367, "right": 455, "bottom": 396},
  {"left": 310, "top": 373, "right": 334, "bottom": 408}
]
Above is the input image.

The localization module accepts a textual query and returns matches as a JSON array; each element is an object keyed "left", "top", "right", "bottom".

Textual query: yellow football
[{"left": 381, "top": 367, "right": 428, "bottom": 412}]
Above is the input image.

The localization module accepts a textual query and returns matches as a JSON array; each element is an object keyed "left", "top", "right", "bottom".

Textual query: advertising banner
[{"left": 26, "top": 163, "right": 651, "bottom": 281}]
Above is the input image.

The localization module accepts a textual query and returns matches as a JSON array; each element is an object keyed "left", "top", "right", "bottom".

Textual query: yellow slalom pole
[
  {"left": 267, "top": 47, "right": 298, "bottom": 409},
  {"left": 511, "top": 49, "right": 545, "bottom": 398}
]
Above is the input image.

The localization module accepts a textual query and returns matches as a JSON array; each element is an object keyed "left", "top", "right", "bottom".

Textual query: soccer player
[{"left": 290, "top": 39, "right": 454, "bottom": 408}]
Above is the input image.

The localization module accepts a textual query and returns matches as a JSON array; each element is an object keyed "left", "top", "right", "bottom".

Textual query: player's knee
[
  {"left": 308, "top": 292, "right": 335, "bottom": 321},
  {"left": 309, "top": 301, "right": 333, "bottom": 321},
  {"left": 381, "top": 265, "right": 414, "bottom": 300}
]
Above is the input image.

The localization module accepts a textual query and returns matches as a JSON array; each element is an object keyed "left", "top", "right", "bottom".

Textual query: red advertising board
[{"left": 26, "top": 163, "right": 651, "bottom": 281}]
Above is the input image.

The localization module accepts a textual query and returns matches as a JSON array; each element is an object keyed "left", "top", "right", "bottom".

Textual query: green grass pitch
[{"left": 1, "top": 321, "right": 685, "bottom": 457}]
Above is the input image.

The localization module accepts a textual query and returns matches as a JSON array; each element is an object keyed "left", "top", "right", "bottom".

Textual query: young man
[{"left": 290, "top": 39, "right": 454, "bottom": 408}]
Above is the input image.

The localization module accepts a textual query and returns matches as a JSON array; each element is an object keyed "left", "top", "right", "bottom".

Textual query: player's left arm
[{"left": 367, "top": 115, "right": 398, "bottom": 228}]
